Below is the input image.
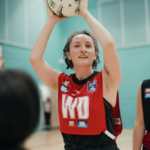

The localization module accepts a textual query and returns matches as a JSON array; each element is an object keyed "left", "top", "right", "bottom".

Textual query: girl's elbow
[
  {"left": 107, "top": 40, "right": 115, "bottom": 48},
  {"left": 29, "top": 52, "right": 40, "bottom": 63},
  {"left": 29, "top": 54, "right": 35, "bottom": 63}
]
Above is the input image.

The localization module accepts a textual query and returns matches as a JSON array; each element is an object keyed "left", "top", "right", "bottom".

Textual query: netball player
[
  {"left": 30, "top": 0, "right": 122, "bottom": 149},
  {"left": 133, "top": 81, "right": 150, "bottom": 150},
  {"left": 0, "top": 70, "right": 39, "bottom": 150}
]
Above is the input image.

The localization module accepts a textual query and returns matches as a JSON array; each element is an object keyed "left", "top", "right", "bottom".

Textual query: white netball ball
[{"left": 48, "top": 0, "right": 80, "bottom": 18}]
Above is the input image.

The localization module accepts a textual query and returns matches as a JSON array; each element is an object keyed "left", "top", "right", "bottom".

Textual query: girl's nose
[{"left": 81, "top": 45, "right": 86, "bottom": 51}]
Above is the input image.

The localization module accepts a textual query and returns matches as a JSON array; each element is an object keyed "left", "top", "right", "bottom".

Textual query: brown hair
[{"left": 63, "top": 30, "right": 100, "bottom": 69}]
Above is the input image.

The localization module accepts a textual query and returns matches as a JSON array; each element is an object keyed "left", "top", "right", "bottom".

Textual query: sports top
[
  {"left": 58, "top": 71, "right": 122, "bottom": 136},
  {"left": 58, "top": 71, "right": 122, "bottom": 149},
  {"left": 58, "top": 71, "right": 107, "bottom": 135},
  {"left": 142, "top": 79, "right": 150, "bottom": 131},
  {"left": 142, "top": 80, "right": 150, "bottom": 149}
]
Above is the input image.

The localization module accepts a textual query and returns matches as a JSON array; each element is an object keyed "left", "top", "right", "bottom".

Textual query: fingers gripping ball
[{"left": 48, "top": 0, "right": 80, "bottom": 17}]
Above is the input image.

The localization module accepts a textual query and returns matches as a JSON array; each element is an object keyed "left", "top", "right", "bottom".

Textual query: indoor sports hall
[{"left": 0, "top": 0, "right": 150, "bottom": 150}]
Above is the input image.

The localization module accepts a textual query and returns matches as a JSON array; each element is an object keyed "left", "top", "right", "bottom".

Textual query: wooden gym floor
[{"left": 24, "top": 129, "right": 133, "bottom": 150}]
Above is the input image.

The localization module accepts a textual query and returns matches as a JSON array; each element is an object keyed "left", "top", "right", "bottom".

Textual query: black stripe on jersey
[{"left": 72, "top": 71, "right": 99, "bottom": 85}]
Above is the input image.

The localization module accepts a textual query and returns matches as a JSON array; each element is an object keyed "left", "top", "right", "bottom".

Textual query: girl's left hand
[
  {"left": 46, "top": 0, "right": 67, "bottom": 22},
  {"left": 78, "top": 0, "right": 88, "bottom": 16}
]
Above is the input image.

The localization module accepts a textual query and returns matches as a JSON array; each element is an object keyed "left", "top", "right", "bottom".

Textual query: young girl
[{"left": 30, "top": 0, "right": 122, "bottom": 149}]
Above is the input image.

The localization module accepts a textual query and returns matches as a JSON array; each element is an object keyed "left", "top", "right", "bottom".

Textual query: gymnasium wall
[{"left": 0, "top": 0, "right": 150, "bottom": 130}]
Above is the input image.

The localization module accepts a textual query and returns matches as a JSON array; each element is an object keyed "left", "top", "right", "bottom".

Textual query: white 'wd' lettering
[
  {"left": 62, "top": 94, "right": 89, "bottom": 119},
  {"left": 77, "top": 96, "right": 89, "bottom": 119},
  {"left": 62, "top": 94, "right": 77, "bottom": 119}
]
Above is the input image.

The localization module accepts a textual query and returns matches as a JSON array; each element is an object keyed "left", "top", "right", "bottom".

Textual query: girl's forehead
[{"left": 72, "top": 34, "right": 94, "bottom": 43}]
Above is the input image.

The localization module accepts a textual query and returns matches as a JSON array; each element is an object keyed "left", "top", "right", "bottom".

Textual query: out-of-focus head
[
  {"left": 47, "top": 98, "right": 51, "bottom": 102},
  {"left": 0, "top": 70, "right": 39, "bottom": 148},
  {"left": 63, "top": 30, "right": 100, "bottom": 70}
]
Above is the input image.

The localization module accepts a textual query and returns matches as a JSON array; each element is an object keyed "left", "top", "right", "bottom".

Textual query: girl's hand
[
  {"left": 46, "top": 0, "right": 67, "bottom": 23},
  {"left": 78, "top": 0, "right": 88, "bottom": 17}
]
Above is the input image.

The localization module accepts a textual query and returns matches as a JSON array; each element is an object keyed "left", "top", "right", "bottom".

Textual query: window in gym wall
[
  {"left": 98, "top": 0, "right": 150, "bottom": 49},
  {"left": 0, "top": 0, "right": 45, "bottom": 49}
]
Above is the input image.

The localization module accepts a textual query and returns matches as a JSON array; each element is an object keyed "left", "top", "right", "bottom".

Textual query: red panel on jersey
[{"left": 58, "top": 71, "right": 107, "bottom": 135}]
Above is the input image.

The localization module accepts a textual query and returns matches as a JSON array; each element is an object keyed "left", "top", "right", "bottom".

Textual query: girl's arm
[
  {"left": 30, "top": 0, "right": 66, "bottom": 93},
  {"left": 78, "top": 0, "right": 121, "bottom": 106},
  {"left": 133, "top": 83, "right": 145, "bottom": 150}
]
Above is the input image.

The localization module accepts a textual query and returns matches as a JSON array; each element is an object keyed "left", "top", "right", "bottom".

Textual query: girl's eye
[
  {"left": 75, "top": 45, "right": 80, "bottom": 48},
  {"left": 86, "top": 45, "right": 91, "bottom": 48}
]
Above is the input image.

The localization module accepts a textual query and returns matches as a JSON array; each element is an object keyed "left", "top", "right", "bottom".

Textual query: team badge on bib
[
  {"left": 144, "top": 88, "right": 150, "bottom": 98},
  {"left": 61, "top": 80, "right": 70, "bottom": 92},
  {"left": 87, "top": 80, "right": 97, "bottom": 93},
  {"left": 78, "top": 121, "right": 88, "bottom": 128},
  {"left": 61, "top": 84, "right": 69, "bottom": 92}
]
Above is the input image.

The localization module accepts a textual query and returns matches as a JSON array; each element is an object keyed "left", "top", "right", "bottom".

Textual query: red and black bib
[{"left": 58, "top": 71, "right": 122, "bottom": 139}]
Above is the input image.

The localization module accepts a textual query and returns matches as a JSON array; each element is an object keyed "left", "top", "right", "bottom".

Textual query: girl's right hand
[
  {"left": 46, "top": 0, "right": 67, "bottom": 23},
  {"left": 78, "top": 0, "right": 88, "bottom": 17}
]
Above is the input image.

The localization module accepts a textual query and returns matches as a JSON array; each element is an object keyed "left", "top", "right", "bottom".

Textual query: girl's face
[{"left": 67, "top": 34, "right": 97, "bottom": 68}]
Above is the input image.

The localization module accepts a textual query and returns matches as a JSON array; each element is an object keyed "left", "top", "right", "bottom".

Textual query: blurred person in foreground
[
  {"left": 133, "top": 80, "right": 150, "bottom": 150},
  {"left": 0, "top": 70, "right": 39, "bottom": 150}
]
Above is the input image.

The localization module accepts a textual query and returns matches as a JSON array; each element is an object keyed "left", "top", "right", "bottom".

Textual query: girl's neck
[{"left": 74, "top": 66, "right": 94, "bottom": 81}]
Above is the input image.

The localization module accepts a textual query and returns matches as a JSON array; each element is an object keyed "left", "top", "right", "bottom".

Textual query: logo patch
[
  {"left": 113, "top": 118, "right": 121, "bottom": 125},
  {"left": 145, "top": 88, "right": 150, "bottom": 93},
  {"left": 67, "top": 120, "right": 77, "bottom": 127},
  {"left": 61, "top": 84, "right": 69, "bottom": 92},
  {"left": 78, "top": 121, "right": 88, "bottom": 128},
  {"left": 145, "top": 93, "right": 150, "bottom": 98},
  {"left": 144, "top": 88, "right": 150, "bottom": 98},
  {"left": 63, "top": 80, "right": 70, "bottom": 86},
  {"left": 87, "top": 80, "right": 97, "bottom": 93}
]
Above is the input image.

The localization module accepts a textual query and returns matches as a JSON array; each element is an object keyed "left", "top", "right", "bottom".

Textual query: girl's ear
[
  {"left": 67, "top": 52, "right": 72, "bottom": 60},
  {"left": 94, "top": 52, "right": 97, "bottom": 60}
]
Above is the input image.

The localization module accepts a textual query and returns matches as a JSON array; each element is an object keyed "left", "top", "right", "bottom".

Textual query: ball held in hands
[{"left": 48, "top": 0, "right": 80, "bottom": 18}]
